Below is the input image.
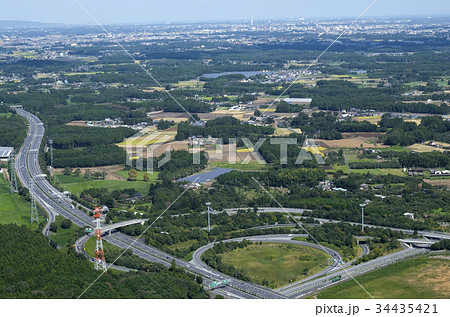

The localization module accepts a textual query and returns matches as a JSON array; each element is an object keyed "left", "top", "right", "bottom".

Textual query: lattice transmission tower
[
  {"left": 9, "top": 150, "right": 18, "bottom": 193},
  {"left": 93, "top": 208, "right": 107, "bottom": 272},
  {"left": 30, "top": 182, "right": 39, "bottom": 223},
  {"left": 49, "top": 138, "right": 53, "bottom": 168}
]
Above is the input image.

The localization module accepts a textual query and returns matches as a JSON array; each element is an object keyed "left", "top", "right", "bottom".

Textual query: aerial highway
[
  {"left": 14, "top": 108, "right": 283, "bottom": 299},
  {"left": 282, "top": 248, "right": 428, "bottom": 298},
  {"left": 206, "top": 207, "right": 450, "bottom": 241},
  {"left": 13, "top": 108, "right": 440, "bottom": 299},
  {"left": 191, "top": 234, "right": 343, "bottom": 289}
]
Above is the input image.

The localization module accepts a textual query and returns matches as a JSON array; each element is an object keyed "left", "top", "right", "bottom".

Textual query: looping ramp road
[{"left": 13, "top": 108, "right": 437, "bottom": 299}]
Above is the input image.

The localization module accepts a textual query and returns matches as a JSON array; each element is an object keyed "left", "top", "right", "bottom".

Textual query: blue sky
[{"left": 0, "top": 0, "right": 449, "bottom": 24}]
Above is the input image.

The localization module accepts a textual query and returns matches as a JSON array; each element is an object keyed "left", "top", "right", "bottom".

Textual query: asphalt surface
[
  {"left": 191, "top": 234, "right": 343, "bottom": 291},
  {"left": 15, "top": 109, "right": 95, "bottom": 235},
  {"left": 284, "top": 248, "right": 428, "bottom": 298},
  {"left": 15, "top": 108, "right": 278, "bottom": 299},
  {"left": 13, "top": 109, "right": 438, "bottom": 299}
]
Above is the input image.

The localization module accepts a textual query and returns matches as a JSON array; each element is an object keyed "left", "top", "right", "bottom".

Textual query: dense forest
[
  {"left": 0, "top": 224, "right": 206, "bottom": 298},
  {"left": 49, "top": 145, "right": 127, "bottom": 168},
  {"left": 290, "top": 111, "right": 380, "bottom": 139},
  {"left": 382, "top": 115, "right": 450, "bottom": 146},
  {"left": 0, "top": 107, "right": 27, "bottom": 149},
  {"left": 175, "top": 116, "right": 274, "bottom": 142},
  {"left": 45, "top": 125, "right": 134, "bottom": 168},
  {"left": 49, "top": 126, "right": 135, "bottom": 149}
]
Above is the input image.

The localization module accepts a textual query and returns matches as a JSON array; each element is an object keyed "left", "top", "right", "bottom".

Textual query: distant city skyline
[{"left": 0, "top": 0, "right": 449, "bottom": 25}]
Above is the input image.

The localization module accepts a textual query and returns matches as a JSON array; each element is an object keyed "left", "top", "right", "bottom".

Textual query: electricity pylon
[
  {"left": 93, "top": 208, "right": 107, "bottom": 272},
  {"left": 49, "top": 139, "right": 53, "bottom": 168},
  {"left": 30, "top": 182, "right": 39, "bottom": 223},
  {"left": 9, "top": 150, "right": 18, "bottom": 193}
]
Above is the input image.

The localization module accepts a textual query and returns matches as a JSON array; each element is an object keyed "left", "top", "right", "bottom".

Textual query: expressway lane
[
  {"left": 191, "top": 234, "right": 341, "bottom": 299},
  {"left": 106, "top": 232, "right": 276, "bottom": 298},
  {"left": 276, "top": 241, "right": 370, "bottom": 295},
  {"left": 285, "top": 248, "right": 428, "bottom": 298},
  {"left": 12, "top": 108, "right": 439, "bottom": 299},
  {"left": 175, "top": 208, "right": 450, "bottom": 242},
  {"left": 14, "top": 108, "right": 271, "bottom": 299},
  {"left": 15, "top": 109, "right": 95, "bottom": 233}
]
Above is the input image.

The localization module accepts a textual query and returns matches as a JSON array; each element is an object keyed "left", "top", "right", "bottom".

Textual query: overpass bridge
[
  {"left": 399, "top": 238, "right": 437, "bottom": 248},
  {"left": 101, "top": 218, "right": 149, "bottom": 234}
]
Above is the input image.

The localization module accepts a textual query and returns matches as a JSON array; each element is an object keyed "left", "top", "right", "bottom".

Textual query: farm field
[
  {"left": 220, "top": 242, "right": 328, "bottom": 288},
  {"left": 317, "top": 256, "right": 450, "bottom": 299},
  {"left": 318, "top": 135, "right": 387, "bottom": 149},
  {"left": 407, "top": 143, "right": 448, "bottom": 153},
  {"left": 114, "top": 169, "right": 159, "bottom": 181},
  {"left": 209, "top": 161, "right": 267, "bottom": 171},
  {"left": 53, "top": 165, "right": 125, "bottom": 181},
  {"left": 59, "top": 179, "right": 153, "bottom": 197},
  {"left": 353, "top": 116, "right": 381, "bottom": 124},
  {"left": 350, "top": 168, "right": 405, "bottom": 176},
  {"left": 116, "top": 126, "right": 177, "bottom": 148},
  {"left": 424, "top": 178, "right": 450, "bottom": 188}
]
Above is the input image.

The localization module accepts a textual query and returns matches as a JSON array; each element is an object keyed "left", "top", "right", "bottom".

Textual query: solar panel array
[{"left": 177, "top": 167, "right": 233, "bottom": 184}]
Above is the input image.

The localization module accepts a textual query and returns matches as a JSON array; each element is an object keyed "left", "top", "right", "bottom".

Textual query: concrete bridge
[
  {"left": 399, "top": 238, "right": 437, "bottom": 248},
  {"left": 101, "top": 218, "right": 149, "bottom": 234}
]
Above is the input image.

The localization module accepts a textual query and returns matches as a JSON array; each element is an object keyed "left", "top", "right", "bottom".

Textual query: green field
[
  {"left": 0, "top": 173, "right": 10, "bottom": 193},
  {"left": 84, "top": 235, "right": 119, "bottom": 258},
  {"left": 167, "top": 239, "right": 198, "bottom": 251},
  {"left": 113, "top": 169, "right": 159, "bottom": 181},
  {"left": 58, "top": 179, "right": 152, "bottom": 197},
  {"left": 0, "top": 176, "right": 43, "bottom": 229},
  {"left": 378, "top": 146, "right": 412, "bottom": 152},
  {"left": 49, "top": 216, "right": 81, "bottom": 247},
  {"left": 54, "top": 174, "right": 92, "bottom": 184},
  {"left": 292, "top": 238, "right": 362, "bottom": 262},
  {"left": 0, "top": 193, "right": 43, "bottom": 229},
  {"left": 317, "top": 255, "right": 450, "bottom": 299},
  {"left": 221, "top": 242, "right": 329, "bottom": 288},
  {"left": 209, "top": 161, "right": 268, "bottom": 171},
  {"left": 351, "top": 168, "right": 405, "bottom": 176},
  {"left": 54, "top": 171, "right": 157, "bottom": 196}
]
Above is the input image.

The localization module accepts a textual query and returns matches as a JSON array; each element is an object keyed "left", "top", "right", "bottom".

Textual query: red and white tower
[{"left": 93, "top": 207, "right": 107, "bottom": 272}]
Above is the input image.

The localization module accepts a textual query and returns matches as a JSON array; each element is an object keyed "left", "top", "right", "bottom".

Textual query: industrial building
[{"left": 0, "top": 147, "right": 14, "bottom": 163}]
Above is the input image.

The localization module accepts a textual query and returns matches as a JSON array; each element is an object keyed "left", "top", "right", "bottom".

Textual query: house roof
[{"left": 0, "top": 147, "right": 13, "bottom": 158}]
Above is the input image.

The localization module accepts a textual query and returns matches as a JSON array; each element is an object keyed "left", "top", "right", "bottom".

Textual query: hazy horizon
[{"left": 0, "top": 0, "right": 449, "bottom": 25}]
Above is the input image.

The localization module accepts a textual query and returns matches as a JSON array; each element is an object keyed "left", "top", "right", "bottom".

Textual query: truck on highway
[{"left": 329, "top": 275, "right": 342, "bottom": 283}]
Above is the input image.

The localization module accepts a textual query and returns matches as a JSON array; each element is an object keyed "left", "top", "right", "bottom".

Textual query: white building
[
  {"left": 0, "top": 147, "right": 13, "bottom": 162},
  {"left": 404, "top": 212, "right": 415, "bottom": 220}
]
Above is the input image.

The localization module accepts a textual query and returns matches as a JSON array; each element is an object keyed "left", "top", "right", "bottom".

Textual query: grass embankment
[
  {"left": 54, "top": 173, "right": 154, "bottom": 196},
  {"left": 291, "top": 237, "right": 362, "bottom": 262},
  {"left": 0, "top": 175, "right": 43, "bottom": 229},
  {"left": 84, "top": 235, "right": 120, "bottom": 258},
  {"left": 317, "top": 255, "right": 450, "bottom": 299},
  {"left": 221, "top": 242, "right": 328, "bottom": 288},
  {"left": 49, "top": 216, "right": 82, "bottom": 247}
]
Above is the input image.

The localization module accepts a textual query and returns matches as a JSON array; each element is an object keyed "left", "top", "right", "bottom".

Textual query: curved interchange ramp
[{"left": 13, "top": 108, "right": 438, "bottom": 299}]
